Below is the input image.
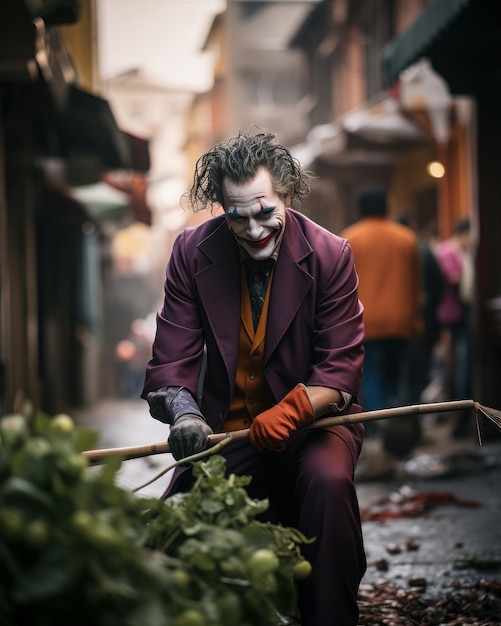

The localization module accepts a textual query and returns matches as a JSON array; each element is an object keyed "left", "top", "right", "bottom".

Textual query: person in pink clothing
[
  {"left": 435, "top": 217, "right": 473, "bottom": 438},
  {"left": 436, "top": 219, "right": 471, "bottom": 327}
]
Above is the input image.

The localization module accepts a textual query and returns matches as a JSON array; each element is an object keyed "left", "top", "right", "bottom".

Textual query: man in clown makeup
[{"left": 142, "top": 130, "right": 366, "bottom": 626}]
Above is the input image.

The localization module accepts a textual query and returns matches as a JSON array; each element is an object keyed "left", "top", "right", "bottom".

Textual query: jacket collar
[{"left": 195, "top": 210, "right": 314, "bottom": 372}]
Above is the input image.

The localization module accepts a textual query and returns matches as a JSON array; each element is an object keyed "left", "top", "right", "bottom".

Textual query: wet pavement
[
  {"left": 71, "top": 398, "right": 501, "bottom": 605},
  {"left": 356, "top": 416, "right": 501, "bottom": 601},
  {"left": 71, "top": 398, "right": 172, "bottom": 499}
]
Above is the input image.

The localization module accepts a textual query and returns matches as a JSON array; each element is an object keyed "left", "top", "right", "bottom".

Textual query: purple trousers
[{"left": 166, "top": 424, "right": 366, "bottom": 626}]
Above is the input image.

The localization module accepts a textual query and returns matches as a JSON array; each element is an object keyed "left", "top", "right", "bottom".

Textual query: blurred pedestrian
[
  {"left": 397, "top": 214, "right": 445, "bottom": 406},
  {"left": 142, "top": 130, "right": 367, "bottom": 626},
  {"left": 115, "top": 317, "right": 154, "bottom": 398},
  {"left": 342, "top": 187, "right": 422, "bottom": 460},
  {"left": 435, "top": 217, "right": 474, "bottom": 438}
]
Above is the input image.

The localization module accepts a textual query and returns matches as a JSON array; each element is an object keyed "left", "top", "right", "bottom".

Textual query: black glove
[
  {"left": 145, "top": 386, "right": 213, "bottom": 461},
  {"left": 146, "top": 387, "right": 174, "bottom": 423},
  {"left": 168, "top": 413, "right": 213, "bottom": 461}
]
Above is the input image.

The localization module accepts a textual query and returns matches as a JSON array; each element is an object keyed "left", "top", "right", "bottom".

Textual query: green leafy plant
[{"left": 0, "top": 407, "right": 313, "bottom": 626}]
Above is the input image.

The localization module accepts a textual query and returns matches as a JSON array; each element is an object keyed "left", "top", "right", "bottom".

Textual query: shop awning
[
  {"left": 34, "top": 83, "right": 134, "bottom": 184},
  {"left": 37, "top": 86, "right": 153, "bottom": 174},
  {"left": 23, "top": 0, "right": 83, "bottom": 26},
  {"left": 123, "top": 131, "right": 150, "bottom": 173},
  {"left": 102, "top": 171, "right": 152, "bottom": 226},
  {"left": 0, "top": 1, "right": 38, "bottom": 82},
  {"left": 382, "top": 0, "right": 474, "bottom": 88},
  {"left": 291, "top": 97, "right": 425, "bottom": 168},
  {"left": 342, "top": 97, "right": 424, "bottom": 144},
  {"left": 55, "top": 85, "right": 131, "bottom": 170},
  {"left": 68, "top": 182, "right": 130, "bottom": 223}
]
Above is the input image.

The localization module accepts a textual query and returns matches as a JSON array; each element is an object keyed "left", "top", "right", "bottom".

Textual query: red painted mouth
[{"left": 241, "top": 231, "right": 276, "bottom": 249}]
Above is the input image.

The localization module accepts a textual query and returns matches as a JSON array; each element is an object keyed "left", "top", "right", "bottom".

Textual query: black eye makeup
[
  {"left": 260, "top": 206, "right": 276, "bottom": 216},
  {"left": 226, "top": 205, "right": 276, "bottom": 221},
  {"left": 226, "top": 209, "right": 246, "bottom": 222}
]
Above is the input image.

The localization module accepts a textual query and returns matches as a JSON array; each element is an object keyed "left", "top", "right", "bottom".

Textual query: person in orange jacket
[{"left": 342, "top": 186, "right": 422, "bottom": 456}]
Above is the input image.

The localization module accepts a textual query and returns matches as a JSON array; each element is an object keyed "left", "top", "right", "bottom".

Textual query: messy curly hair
[{"left": 184, "top": 129, "right": 311, "bottom": 212}]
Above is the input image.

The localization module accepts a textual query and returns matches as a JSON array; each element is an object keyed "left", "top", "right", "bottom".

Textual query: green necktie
[{"left": 245, "top": 258, "right": 275, "bottom": 330}]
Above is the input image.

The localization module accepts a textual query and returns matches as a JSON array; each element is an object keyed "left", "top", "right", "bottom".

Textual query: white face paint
[{"left": 222, "top": 168, "right": 287, "bottom": 261}]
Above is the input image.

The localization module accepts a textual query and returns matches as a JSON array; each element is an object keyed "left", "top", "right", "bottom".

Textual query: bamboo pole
[{"left": 82, "top": 399, "right": 478, "bottom": 464}]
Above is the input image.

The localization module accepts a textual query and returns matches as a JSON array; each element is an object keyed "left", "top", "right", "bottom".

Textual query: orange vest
[{"left": 223, "top": 267, "right": 275, "bottom": 432}]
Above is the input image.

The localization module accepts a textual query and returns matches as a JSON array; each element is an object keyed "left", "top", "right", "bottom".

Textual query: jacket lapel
[
  {"left": 194, "top": 212, "right": 314, "bottom": 374},
  {"left": 195, "top": 218, "right": 242, "bottom": 377},
  {"left": 265, "top": 211, "right": 314, "bottom": 360}
]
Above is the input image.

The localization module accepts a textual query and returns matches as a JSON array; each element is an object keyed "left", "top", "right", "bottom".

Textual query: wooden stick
[
  {"left": 308, "top": 399, "right": 477, "bottom": 428},
  {"left": 82, "top": 427, "right": 250, "bottom": 463},
  {"left": 82, "top": 399, "right": 477, "bottom": 464}
]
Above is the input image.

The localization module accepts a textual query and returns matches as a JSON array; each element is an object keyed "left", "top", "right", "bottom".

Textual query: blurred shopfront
[
  {"left": 289, "top": 0, "right": 500, "bottom": 414},
  {"left": 382, "top": 0, "right": 501, "bottom": 420},
  {"left": 0, "top": 1, "right": 151, "bottom": 415}
]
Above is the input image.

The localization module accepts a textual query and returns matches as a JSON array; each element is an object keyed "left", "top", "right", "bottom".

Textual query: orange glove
[{"left": 249, "top": 384, "right": 315, "bottom": 451}]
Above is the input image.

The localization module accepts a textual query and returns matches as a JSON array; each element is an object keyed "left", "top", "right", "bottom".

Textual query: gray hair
[{"left": 184, "top": 129, "right": 311, "bottom": 212}]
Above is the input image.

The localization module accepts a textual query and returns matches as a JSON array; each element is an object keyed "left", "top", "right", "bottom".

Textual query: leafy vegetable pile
[{"left": 0, "top": 409, "right": 312, "bottom": 626}]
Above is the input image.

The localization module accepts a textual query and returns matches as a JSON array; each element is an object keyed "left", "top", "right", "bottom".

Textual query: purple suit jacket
[{"left": 142, "top": 209, "right": 365, "bottom": 432}]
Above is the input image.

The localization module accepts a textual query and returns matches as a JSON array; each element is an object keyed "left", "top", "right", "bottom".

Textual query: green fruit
[
  {"left": 292, "top": 559, "right": 312, "bottom": 580},
  {"left": 88, "top": 523, "right": 121, "bottom": 548},
  {"left": 71, "top": 510, "right": 94, "bottom": 532},
  {"left": 217, "top": 591, "right": 241, "bottom": 625},
  {"left": 172, "top": 568, "right": 190, "bottom": 589},
  {"left": 57, "top": 454, "right": 87, "bottom": 483},
  {"left": 0, "top": 508, "right": 24, "bottom": 542},
  {"left": 0, "top": 414, "right": 29, "bottom": 449},
  {"left": 221, "top": 555, "right": 246, "bottom": 577},
  {"left": 25, "top": 519, "right": 49, "bottom": 548},
  {"left": 248, "top": 549, "right": 279, "bottom": 577},
  {"left": 24, "top": 438, "right": 52, "bottom": 484},
  {"left": 174, "top": 608, "right": 206, "bottom": 626},
  {"left": 72, "top": 513, "right": 121, "bottom": 549},
  {"left": 26, "top": 437, "right": 52, "bottom": 458},
  {"left": 50, "top": 414, "right": 75, "bottom": 433}
]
